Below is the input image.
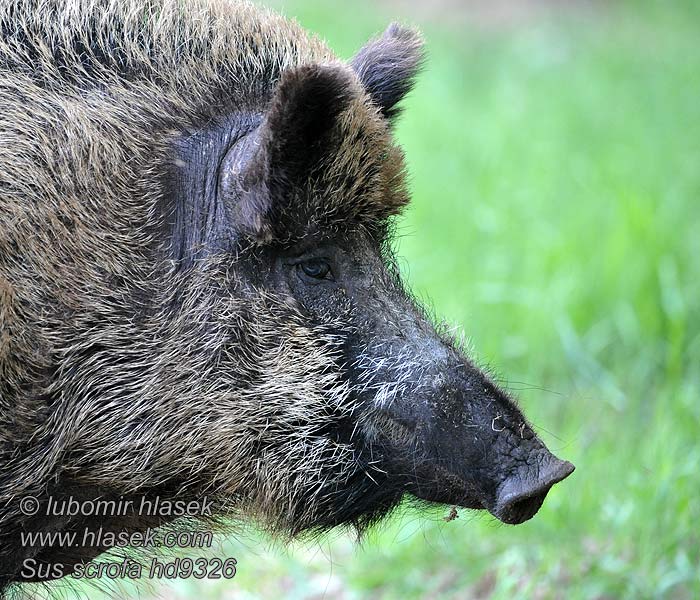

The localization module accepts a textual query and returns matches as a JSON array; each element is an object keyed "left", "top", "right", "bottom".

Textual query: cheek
[
  {"left": 232, "top": 253, "right": 277, "bottom": 290},
  {"left": 274, "top": 264, "right": 353, "bottom": 325},
  {"left": 295, "top": 283, "right": 354, "bottom": 324}
]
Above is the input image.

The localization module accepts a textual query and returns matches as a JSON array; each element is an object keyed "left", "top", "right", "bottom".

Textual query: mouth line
[
  {"left": 369, "top": 413, "right": 491, "bottom": 510},
  {"left": 369, "top": 411, "right": 574, "bottom": 523},
  {"left": 403, "top": 462, "right": 488, "bottom": 511},
  {"left": 429, "top": 464, "right": 487, "bottom": 508}
]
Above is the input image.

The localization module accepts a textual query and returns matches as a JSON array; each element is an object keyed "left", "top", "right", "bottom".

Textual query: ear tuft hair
[{"left": 351, "top": 23, "right": 425, "bottom": 120}]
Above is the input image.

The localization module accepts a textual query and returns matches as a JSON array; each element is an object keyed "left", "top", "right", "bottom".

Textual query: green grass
[{"left": 59, "top": 1, "right": 700, "bottom": 598}]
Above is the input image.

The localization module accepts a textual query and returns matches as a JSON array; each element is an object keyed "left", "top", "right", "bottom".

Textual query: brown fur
[{"left": 0, "top": 0, "right": 423, "bottom": 588}]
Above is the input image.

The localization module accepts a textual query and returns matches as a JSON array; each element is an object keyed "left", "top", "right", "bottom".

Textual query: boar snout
[
  {"left": 492, "top": 455, "right": 575, "bottom": 524},
  {"left": 361, "top": 321, "right": 576, "bottom": 525}
]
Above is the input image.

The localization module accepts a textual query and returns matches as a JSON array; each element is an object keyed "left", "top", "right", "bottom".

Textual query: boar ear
[
  {"left": 351, "top": 23, "right": 425, "bottom": 120},
  {"left": 220, "top": 64, "right": 355, "bottom": 242}
]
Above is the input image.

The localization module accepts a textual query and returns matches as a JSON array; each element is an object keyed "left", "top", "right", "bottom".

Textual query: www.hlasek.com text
[{"left": 21, "top": 524, "right": 214, "bottom": 551}]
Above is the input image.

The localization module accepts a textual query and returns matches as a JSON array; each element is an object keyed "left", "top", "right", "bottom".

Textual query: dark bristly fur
[{"left": 0, "top": 0, "right": 573, "bottom": 596}]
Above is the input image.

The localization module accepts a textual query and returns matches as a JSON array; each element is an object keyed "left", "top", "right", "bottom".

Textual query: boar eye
[{"left": 298, "top": 259, "right": 334, "bottom": 282}]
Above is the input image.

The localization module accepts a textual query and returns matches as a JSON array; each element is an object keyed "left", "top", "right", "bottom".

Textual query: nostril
[
  {"left": 497, "top": 489, "right": 549, "bottom": 525},
  {"left": 492, "top": 458, "right": 575, "bottom": 525}
]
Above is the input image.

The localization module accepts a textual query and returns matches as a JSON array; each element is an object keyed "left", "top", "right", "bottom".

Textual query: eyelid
[{"left": 285, "top": 252, "right": 332, "bottom": 266}]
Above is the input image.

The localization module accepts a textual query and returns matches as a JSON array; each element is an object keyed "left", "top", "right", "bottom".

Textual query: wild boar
[{"left": 0, "top": 0, "right": 574, "bottom": 592}]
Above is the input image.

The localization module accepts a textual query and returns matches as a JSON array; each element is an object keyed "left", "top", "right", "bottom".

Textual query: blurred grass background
[{"left": 63, "top": 0, "right": 700, "bottom": 598}]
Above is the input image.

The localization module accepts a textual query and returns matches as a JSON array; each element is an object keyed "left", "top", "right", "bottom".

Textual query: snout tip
[
  {"left": 555, "top": 459, "right": 576, "bottom": 480},
  {"left": 493, "top": 458, "right": 575, "bottom": 525}
]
